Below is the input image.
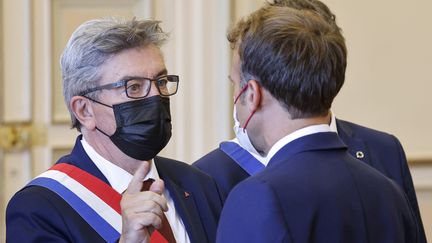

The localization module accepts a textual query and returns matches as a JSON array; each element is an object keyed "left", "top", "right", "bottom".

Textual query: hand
[{"left": 118, "top": 162, "right": 167, "bottom": 243}]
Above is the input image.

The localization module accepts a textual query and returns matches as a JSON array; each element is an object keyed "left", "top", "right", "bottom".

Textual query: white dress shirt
[{"left": 81, "top": 138, "right": 191, "bottom": 243}]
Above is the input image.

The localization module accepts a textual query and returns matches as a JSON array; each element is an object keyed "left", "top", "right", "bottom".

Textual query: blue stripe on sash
[
  {"left": 28, "top": 177, "right": 120, "bottom": 243},
  {"left": 219, "top": 141, "right": 265, "bottom": 175}
]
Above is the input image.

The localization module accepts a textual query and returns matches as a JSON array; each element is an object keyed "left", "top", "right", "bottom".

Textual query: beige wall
[{"left": 326, "top": 0, "right": 432, "bottom": 160}]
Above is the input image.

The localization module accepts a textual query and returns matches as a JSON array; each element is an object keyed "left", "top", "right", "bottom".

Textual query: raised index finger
[{"left": 125, "top": 162, "right": 150, "bottom": 194}]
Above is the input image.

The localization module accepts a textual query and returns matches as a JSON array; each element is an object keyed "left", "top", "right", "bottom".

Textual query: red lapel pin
[{"left": 184, "top": 191, "right": 190, "bottom": 198}]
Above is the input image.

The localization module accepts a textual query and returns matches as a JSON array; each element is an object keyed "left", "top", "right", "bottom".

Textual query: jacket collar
[
  {"left": 268, "top": 132, "right": 347, "bottom": 168},
  {"left": 336, "top": 119, "right": 371, "bottom": 163}
]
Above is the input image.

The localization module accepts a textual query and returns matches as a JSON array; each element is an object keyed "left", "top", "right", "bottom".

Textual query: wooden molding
[{"left": 409, "top": 158, "right": 432, "bottom": 165}]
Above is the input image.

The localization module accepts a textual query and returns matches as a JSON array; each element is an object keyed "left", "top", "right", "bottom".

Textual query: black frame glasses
[{"left": 79, "top": 75, "right": 179, "bottom": 99}]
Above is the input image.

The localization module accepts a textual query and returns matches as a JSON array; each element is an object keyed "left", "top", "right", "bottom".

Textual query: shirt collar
[
  {"left": 143, "top": 159, "right": 160, "bottom": 181},
  {"left": 329, "top": 112, "right": 338, "bottom": 133},
  {"left": 81, "top": 138, "right": 160, "bottom": 194},
  {"left": 265, "top": 124, "right": 333, "bottom": 164}
]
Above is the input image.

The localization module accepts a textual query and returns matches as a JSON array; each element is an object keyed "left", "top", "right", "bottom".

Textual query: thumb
[
  {"left": 149, "top": 179, "right": 168, "bottom": 212},
  {"left": 126, "top": 162, "right": 150, "bottom": 194},
  {"left": 149, "top": 179, "right": 164, "bottom": 195}
]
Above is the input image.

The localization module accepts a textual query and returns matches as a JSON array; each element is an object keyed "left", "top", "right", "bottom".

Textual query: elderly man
[
  {"left": 216, "top": 6, "right": 417, "bottom": 242},
  {"left": 6, "top": 18, "right": 222, "bottom": 243}
]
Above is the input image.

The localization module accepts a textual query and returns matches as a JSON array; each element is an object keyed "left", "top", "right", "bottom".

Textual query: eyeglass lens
[{"left": 125, "top": 76, "right": 178, "bottom": 98}]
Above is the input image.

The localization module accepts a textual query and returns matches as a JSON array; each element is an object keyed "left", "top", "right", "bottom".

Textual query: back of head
[
  {"left": 269, "top": 0, "right": 337, "bottom": 27},
  {"left": 60, "top": 17, "right": 168, "bottom": 131},
  {"left": 228, "top": 6, "right": 347, "bottom": 118}
]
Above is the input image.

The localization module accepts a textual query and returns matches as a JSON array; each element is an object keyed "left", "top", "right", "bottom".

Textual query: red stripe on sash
[
  {"left": 151, "top": 230, "right": 169, "bottom": 243},
  {"left": 51, "top": 163, "right": 122, "bottom": 214}
]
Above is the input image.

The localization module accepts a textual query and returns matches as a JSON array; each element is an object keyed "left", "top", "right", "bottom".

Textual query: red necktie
[{"left": 141, "top": 179, "right": 177, "bottom": 243}]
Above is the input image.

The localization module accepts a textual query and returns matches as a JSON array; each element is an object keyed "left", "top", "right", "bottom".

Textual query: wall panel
[{"left": 154, "top": 0, "right": 231, "bottom": 162}]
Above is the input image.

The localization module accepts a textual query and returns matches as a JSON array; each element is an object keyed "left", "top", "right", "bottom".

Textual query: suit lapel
[
  {"left": 336, "top": 119, "right": 371, "bottom": 165},
  {"left": 155, "top": 160, "right": 209, "bottom": 243}
]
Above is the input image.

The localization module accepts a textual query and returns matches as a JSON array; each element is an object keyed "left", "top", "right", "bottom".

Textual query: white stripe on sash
[{"left": 36, "top": 170, "right": 122, "bottom": 233}]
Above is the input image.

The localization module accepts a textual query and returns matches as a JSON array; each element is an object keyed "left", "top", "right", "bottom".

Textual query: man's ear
[
  {"left": 245, "top": 79, "right": 262, "bottom": 112},
  {"left": 70, "top": 96, "right": 96, "bottom": 130}
]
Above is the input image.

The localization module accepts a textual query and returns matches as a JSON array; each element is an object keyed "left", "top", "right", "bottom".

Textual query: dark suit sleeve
[
  {"left": 6, "top": 187, "right": 70, "bottom": 242},
  {"left": 193, "top": 159, "right": 229, "bottom": 202},
  {"left": 392, "top": 136, "right": 427, "bottom": 243},
  {"left": 216, "top": 179, "right": 292, "bottom": 243},
  {"left": 193, "top": 149, "right": 251, "bottom": 202}
]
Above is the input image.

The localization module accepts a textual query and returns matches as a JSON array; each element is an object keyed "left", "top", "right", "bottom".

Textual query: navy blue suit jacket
[
  {"left": 6, "top": 136, "right": 223, "bottom": 243},
  {"left": 194, "top": 119, "right": 426, "bottom": 242},
  {"left": 216, "top": 132, "right": 417, "bottom": 243}
]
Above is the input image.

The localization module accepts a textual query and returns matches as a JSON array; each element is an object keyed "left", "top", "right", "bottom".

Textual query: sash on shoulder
[
  {"left": 219, "top": 141, "right": 265, "bottom": 175},
  {"left": 27, "top": 163, "right": 122, "bottom": 243}
]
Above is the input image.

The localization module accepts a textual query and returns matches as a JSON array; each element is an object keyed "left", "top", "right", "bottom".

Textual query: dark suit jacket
[
  {"left": 6, "top": 136, "right": 223, "bottom": 243},
  {"left": 194, "top": 118, "right": 426, "bottom": 242},
  {"left": 216, "top": 132, "right": 417, "bottom": 243}
]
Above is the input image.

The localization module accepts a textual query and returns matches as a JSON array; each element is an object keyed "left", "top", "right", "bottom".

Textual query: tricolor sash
[
  {"left": 27, "top": 163, "right": 172, "bottom": 243},
  {"left": 219, "top": 141, "right": 265, "bottom": 175},
  {"left": 27, "top": 163, "right": 122, "bottom": 242}
]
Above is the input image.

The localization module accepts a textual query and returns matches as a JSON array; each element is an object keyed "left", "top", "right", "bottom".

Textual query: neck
[
  {"left": 262, "top": 116, "right": 328, "bottom": 155},
  {"left": 253, "top": 95, "right": 329, "bottom": 155},
  {"left": 326, "top": 111, "right": 332, "bottom": 125}
]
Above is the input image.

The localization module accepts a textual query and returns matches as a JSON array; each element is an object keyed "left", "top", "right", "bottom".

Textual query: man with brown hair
[
  {"left": 216, "top": 6, "right": 417, "bottom": 242},
  {"left": 195, "top": 0, "right": 425, "bottom": 241}
]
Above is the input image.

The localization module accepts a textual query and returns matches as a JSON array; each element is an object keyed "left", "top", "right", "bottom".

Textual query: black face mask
[{"left": 96, "top": 96, "right": 172, "bottom": 160}]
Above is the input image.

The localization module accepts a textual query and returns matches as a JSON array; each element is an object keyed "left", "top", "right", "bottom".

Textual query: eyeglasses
[{"left": 79, "top": 75, "right": 179, "bottom": 98}]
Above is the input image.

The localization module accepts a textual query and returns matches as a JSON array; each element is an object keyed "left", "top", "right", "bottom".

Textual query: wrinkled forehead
[{"left": 98, "top": 45, "right": 167, "bottom": 85}]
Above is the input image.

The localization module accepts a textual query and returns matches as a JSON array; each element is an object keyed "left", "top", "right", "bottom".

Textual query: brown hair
[
  {"left": 269, "top": 0, "right": 337, "bottom": 27},
  {"left": 228, "top": 6, "right": 347, "bottom": 118}
]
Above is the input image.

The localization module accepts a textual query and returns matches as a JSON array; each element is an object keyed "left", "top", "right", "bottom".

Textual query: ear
[
  {"left": 245, "top": 79, "right": 262, "bottom": 112},
  {"left": 70, "top": 96, "right": 96, "bottom": 130}
]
